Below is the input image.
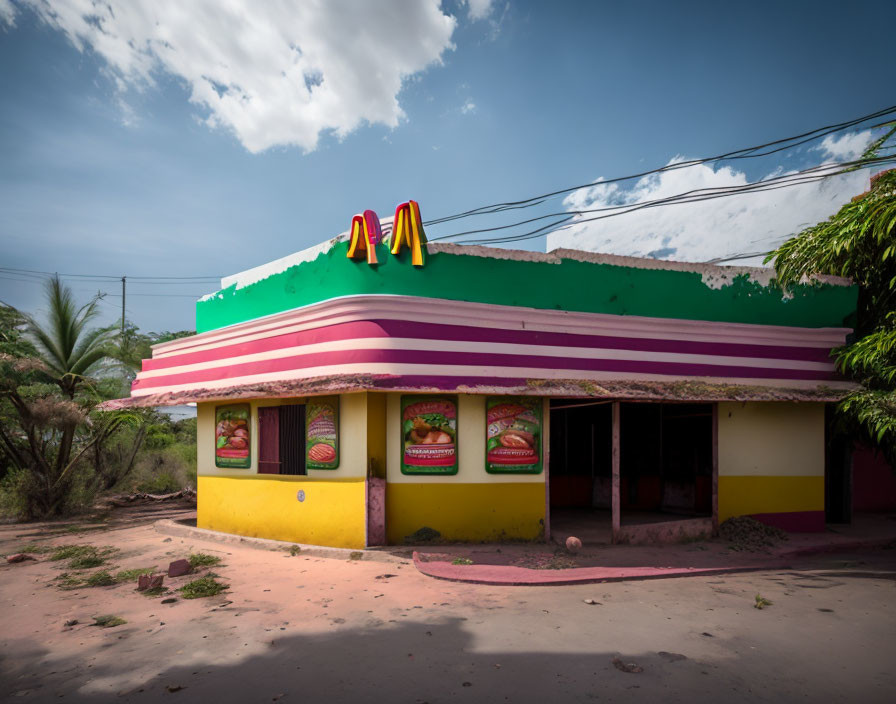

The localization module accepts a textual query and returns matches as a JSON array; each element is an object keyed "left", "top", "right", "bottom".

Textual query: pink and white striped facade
[{"left": 130, "top": 294, "right": 854, "bottom": 402}]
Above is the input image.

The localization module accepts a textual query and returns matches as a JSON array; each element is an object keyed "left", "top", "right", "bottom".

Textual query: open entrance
[
  {"left": 549, "top": 400, "right": 715, "bottom": 544},
  {"left": 258, "top": 403, "right": 306, "bottom": 475}
]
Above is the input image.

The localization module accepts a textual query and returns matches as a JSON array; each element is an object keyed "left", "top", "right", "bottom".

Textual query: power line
[
  {"left": 0, "top": 266, "right": 221, "bottom": 282},
  {"left": 438, "top": 153, "right": 896, "bottom": 246},
  {"left": 422, "top": 103, "right": 896, "bottom": 227}
]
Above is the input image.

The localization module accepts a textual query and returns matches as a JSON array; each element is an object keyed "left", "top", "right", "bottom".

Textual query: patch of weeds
[
  {"left": 179, "top": 576, "right": 229, "bottom": 599},
  {"left": 85, "top": 571, "right": 116, "bottom": 587},
  {"left": 68, "top": 554, "right": 106, "bottom": 569},
  {"left": 451, "top": 557, "right": 474, "bottom": 565},
  {"left": 114, "top": 567, "right": 155, "bottom": 583},
  {"left": 289, "top": 545, "right": 301, "bottom": 556},
  {"left": 404, "top": 526, "right": 441, "bottom": 544},
  {"left": 349, "top": 551, "right": 364, "bottom": 561},
  {"left": 188, "top": 553, "right": 221, "bottom": 568},
  {"left": 92, "top": 614, "right": 126, "bottom": 628},
  {"left": 754, "top": 594, "right": 773, "bottom": 610},
  {"left": 16, "top": 543, "right": 52, "bottom": 554},
  {"left": 54, "top": 572, "right": 87, "bottom": 590},
  {"left": 49, "top": 545, "right": 97, "bottom": 561},
  {"left": 49, "top": 544, "right": 117, "bottom": 569}
]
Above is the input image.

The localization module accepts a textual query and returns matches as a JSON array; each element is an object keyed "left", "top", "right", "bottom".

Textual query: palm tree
[{"left": 23, "top": 276, "right": 114, "bottom": 476}]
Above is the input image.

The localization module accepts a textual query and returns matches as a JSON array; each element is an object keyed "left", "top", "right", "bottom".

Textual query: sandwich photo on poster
[
  {"left": 215, "top": 403, "right": 251, "bottom": 469},
  {"left": 401, "top": 395, "right": 458, "bottom": 474},
  {"left": 306, "top": 397, "right": 339, "bottom": 469},
  {"left": 485, "top": 397, "right": 542, "bottom": 473}
]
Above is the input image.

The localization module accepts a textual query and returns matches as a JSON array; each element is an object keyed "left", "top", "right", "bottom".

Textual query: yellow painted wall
[
  {"left": 386, "top": 482, "right": 546, "bottom": 543},
  {"left": 717, "top": 402, "right": 825, "bottom": 520},
  {"left": 197, "top": 394, "right": 370, "bottom": 547},
  {"left": 717, "top": 475, "right": 824, "bottom": 522},
  {"left": 384, "top": 393, "right": 547, "bottom": 542},
  {"left": 197, "top": 475, "right": 366, "bottom": 548}
]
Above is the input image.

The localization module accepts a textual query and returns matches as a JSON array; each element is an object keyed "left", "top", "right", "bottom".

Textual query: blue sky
[{"left": 1, "top": 0, "right": 894, "bottom": 332}]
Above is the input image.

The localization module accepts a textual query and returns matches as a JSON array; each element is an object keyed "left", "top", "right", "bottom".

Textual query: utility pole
[{"left": 121, "top": 276, "right": 126, "bottom": 338}]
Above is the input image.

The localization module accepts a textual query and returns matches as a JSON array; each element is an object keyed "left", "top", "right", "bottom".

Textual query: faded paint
[
  {"left": 195, "top": 240, "right": 856, "bottom": 333},
  {"left": 615, "top": 517, "right": 713, "bottom": 545},
  {"left": 197, "top": 475, "right": 366, "bottom": 548},
  {"left": 365, "top": 477, "right": 386, "bottom": 547},
  {"left": 103, "top": 375, "right": 854, "bottom": 410}
]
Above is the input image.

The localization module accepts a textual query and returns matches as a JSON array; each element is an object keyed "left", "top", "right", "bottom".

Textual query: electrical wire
[
  {"left": 422, "top": 103, "right": 896, "bottom": 227},
  {"left": 439, "top": 153, "right": 896, "bottom": 246}
]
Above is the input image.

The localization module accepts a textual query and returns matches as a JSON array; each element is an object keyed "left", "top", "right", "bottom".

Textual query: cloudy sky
[{"left": 1, "top": 0, "right": 894, "bottom": 332}]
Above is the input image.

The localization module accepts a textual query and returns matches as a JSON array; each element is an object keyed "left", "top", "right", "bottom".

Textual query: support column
[
  {"left": 611, "top": 401, "right": 620, "bottom": 544},
  {"left": 711, "top": 402, "right": 719, "bottom": 534}
]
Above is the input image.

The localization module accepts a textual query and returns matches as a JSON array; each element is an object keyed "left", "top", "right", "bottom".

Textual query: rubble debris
[
  {"left": 137, "top": 573, "right": 165, "bottom": 591},
  {"left": 6, "top": 553, "right": 37, "bottom": 564},
  {"left": 612, "top": 657, "right": 643, "bottom": 673},
  {"left": 719, "top": 516, "right": 788, "bottom": 552},
  {"left": 167, "top": 559, "right": 193, "bottom": 578}
]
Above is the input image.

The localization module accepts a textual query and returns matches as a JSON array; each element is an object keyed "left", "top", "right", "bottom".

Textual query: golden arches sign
[{"left": 346, "top": 200, "right": 427, "bottom": 267}]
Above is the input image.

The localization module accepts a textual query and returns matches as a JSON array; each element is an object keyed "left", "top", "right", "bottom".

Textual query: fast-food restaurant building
[{"left": 113, "top": 204, "right": 859, "bottom": 548}]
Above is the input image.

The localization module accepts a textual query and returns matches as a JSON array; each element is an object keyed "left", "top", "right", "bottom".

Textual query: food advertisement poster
[
  {"left": 401, "top": 395, "right": 458, "bottom": 474},
  {"left": 306, "top": 397, "right": 339, "bottom": 469},
  {"left": 215, "top": 404, "right": 251, "bottom": 469},
  {"left": 485, "top": 397, "right": 542, "bottom": 473}
]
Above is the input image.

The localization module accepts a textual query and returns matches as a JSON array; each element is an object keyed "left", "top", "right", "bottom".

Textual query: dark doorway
[
  {"left": 258, "top": 403, "right": 306, "bottom": 475},
  {"left": 549, "top": 400, "right": 713, "bottom": 543},
  {"left": 824, "top": 403, "right": 852, "bottom": 524},
  {"left": 549, "top": 401, "right": 612, "bottom": 508},
  {"left": 619, "top": 403, "right": 712, "bottom": 521}
]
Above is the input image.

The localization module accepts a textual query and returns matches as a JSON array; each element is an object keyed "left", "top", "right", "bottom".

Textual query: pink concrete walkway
[
  {"left": 412, "top": 514, "right": 896, "bottom": 586},
  {"left": 413, "top": 553, "right": 781, "bottom": 586}
]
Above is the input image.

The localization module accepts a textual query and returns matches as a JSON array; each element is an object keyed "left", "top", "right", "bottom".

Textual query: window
[{"left": 258, "top": 404, "right": 306, "bottom": 475}]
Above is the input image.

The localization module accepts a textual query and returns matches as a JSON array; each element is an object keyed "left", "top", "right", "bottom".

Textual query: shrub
[
  {"left": 188, "top": 553, "right": 221, "bottom": 568},
  {"left": 179, "top": 576, "right": 228, "bottom": 599}
]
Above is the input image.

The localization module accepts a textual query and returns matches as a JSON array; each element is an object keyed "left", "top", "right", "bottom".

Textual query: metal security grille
[{"left": 278, "top": 404, "right": 306, "bottom": 476}]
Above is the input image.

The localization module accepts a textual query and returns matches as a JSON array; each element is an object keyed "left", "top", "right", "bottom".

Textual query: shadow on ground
[{"left": 0, "top": 616, "right": 778, "bottom": 703}]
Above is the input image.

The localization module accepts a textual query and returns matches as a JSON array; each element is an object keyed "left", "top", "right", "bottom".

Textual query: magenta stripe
[
  {"left": 141, "top": 318, "right": 833, "bottom": 372},
  {"left": 132, "top": 347, "right": 837, "bottom": 391}
]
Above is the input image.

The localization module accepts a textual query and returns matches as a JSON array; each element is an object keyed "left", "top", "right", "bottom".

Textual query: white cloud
[
  {"left": 0, "top": 0, "right": 16, "bottom": 26},
  {"left": 816, "top": 129, "right": 874, "bottom": 161},
  {"left": 460, "top": 99, "right": 476, "bottom": 114},
  {"left": 466, "top": 0, "right": 495, "bottom": 21},
  {"left": 547, "top": 137, "right": 877, "bottom": 264},
  {"left": 14, "top": 0, "right": 456, "bottom": 153}
]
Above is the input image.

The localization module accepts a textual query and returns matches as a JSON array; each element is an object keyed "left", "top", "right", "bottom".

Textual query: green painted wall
[{"left": 196, "top": 242, "right": 857, "bottom": 333}]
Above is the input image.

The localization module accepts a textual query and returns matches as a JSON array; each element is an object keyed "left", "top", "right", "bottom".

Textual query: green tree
[
  {"left": 767, "top": 132, "right": 896, "bottom": 465},
  {"left": 0, "top": 278, "right": 133, "bottom": 516}
]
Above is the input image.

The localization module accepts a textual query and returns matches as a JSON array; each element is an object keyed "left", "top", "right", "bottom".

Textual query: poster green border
[
  {"left": 306, "top": 396, "right": 340, "bottom": 469},
  {"left": 214, "top": 403, "right": 251, "bottom": 469},
  {"left": 400, "top": 395, "right": 459, "bottom": 475},
  {"left": 485, "top": 397, "right": 543, "bottom": 474}
]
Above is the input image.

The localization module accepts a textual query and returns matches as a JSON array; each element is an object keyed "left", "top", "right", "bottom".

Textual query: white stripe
[
  {"left": 151, "top": 294, "right": 850, "bottom": 358},
  {"left": 136, "top": 336, "right": 835, "bottom": 381}
]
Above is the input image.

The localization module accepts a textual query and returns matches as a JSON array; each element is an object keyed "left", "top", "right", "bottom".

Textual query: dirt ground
[{"left": 2, "top": 505, "right": 895, "bottom": 703}]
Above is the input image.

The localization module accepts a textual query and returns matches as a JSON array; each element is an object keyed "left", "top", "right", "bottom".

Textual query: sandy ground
[{"left": 2, "top": 505, "right": 895, "bottom": 703}]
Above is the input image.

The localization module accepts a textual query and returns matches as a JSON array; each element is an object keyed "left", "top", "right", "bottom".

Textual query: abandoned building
[{"left": 111, "top": 208, "right": 862, "bottom": 549}]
